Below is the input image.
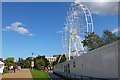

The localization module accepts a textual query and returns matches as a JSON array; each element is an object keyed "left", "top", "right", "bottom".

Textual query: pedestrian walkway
[
  {"left": 2, "top": 69, "right": 33, "bottom": 80},
  {"left": 47, "top": 71, "right": 64, "bottom": 80}
]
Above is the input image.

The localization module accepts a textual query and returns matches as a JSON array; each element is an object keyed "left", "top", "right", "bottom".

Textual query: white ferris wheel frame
[{"left": 58, "top": 2, "right": 94, "bottom": 63}]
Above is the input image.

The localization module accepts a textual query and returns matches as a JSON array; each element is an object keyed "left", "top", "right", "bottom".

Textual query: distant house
[{"left": 46, "top": 57, "right": 57, "bottom": 63}]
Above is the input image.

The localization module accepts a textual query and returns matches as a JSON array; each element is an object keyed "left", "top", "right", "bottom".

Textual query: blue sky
[{"left": 2, "top": 2, "right": 118, "bottom": 60}]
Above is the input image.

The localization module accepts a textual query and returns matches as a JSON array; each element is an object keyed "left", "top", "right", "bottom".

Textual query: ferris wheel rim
[
  {"left": 65, "top": 3, "right": 94, "bottom": 34},
  {"left": 59, "top": 2, "right": 94, "bottom": 62}
]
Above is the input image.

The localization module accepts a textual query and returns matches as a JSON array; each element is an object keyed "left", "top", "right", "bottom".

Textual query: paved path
[
  {"left": 48, "top": 71, "right": 64, "bottom": 80},
  {"left": 2, "top": 69, "right": 33, "bottom": 80}
]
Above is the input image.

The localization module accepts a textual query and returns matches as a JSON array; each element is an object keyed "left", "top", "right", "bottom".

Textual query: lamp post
[{"left": 31, "top": 53, "right": 34, "bottom": 70}]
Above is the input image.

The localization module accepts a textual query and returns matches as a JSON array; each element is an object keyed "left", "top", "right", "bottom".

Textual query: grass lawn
[
  {"left": 30, "top": 69, "right": 52, "bottom": 80},
  {"left": 3, "top": 69, "right": 9, "bottom": 74}
]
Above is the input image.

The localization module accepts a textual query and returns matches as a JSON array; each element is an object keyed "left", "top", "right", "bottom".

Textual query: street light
[{"left": 31, "top": 53, "right": 34, "bottom": 70}]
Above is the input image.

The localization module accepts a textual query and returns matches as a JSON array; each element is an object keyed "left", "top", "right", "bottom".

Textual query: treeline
[
  {"left": 17, "top": 55, "right": 49, "bottom": 69},
  {"left": 4, "top": 55, "right": 50, "bottom": 70},
  {"left": 3, "top": 57, "right": 16, "bottom": 66},
  {"left": 83, "top": 30, "right": 120, "bottom": 51}
]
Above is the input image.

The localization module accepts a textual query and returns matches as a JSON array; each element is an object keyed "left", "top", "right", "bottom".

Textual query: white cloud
[
  {"left": 29, "top": 33, "right": 34, "bottom": 36},
  {"left": 3, "top": 22, "right": 33, "bottom": 36},
  {"left": 76, "top": 0, "right": 119, "bottom": 2},
  {"left": 80, "top": 1, "right": 119, "bottom": 15},
  {"left": 112, "top": 27, "right": 120, "bottom": 33}
]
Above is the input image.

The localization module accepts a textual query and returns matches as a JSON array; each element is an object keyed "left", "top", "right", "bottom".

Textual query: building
[
  {"left": 46, "top": 57, "right": 57, "bottom": 63},
  {"left": 54, "top": 40, "right": 119, "bottom": 79},
  {"left": 46, "top": 55, "right": 60, "bottom": 63}
]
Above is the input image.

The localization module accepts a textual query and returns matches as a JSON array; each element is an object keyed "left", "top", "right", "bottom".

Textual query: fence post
[
  {"left": 90, "top": 77, "right": 92, "bottom": 80},
  {"left": 74, "top": 74, "right": 76, "bottom": 80},
  {"left": 81, "top": 76, "right": 82, "bottom": 80}
]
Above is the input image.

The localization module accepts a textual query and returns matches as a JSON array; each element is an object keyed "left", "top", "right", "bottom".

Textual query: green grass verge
[
  {"left": 3, "top": 69, "right": 9, "bottom": 74},
  {"left": 30, "top": 69, "right": 51, "bottom": 80}
]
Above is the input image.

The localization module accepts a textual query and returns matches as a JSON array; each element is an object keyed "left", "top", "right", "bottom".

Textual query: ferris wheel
[{"left": 61, "top": 2, "right": 94, "bottom": 61}]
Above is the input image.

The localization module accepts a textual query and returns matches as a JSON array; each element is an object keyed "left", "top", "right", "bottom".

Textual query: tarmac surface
[{"left": 47, "top": 71, "right": 64, "bottom": 80}]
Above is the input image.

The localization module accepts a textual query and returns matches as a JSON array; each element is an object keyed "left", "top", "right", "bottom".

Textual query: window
[
  {"left": 82, "top": 64, "right": 83, "bottom": 68},
  {"left": 73, "top": 62, "right": 75, "bottom": 68},
  {"left": 68, "top": 64, "right": 70, "bottom": 68}
]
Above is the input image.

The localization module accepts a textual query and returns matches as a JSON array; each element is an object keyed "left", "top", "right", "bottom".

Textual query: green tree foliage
[
  {"left": 17, "top": 58, "right": 25, "bottom": 68},
  {"left": 16, "top": 55, "right": 50, "bottom": 69},
  {"left": 83, "top": 30, "right": 119, "bottom": 51},
  {"left": 34, "top": 58, "right": 45, "bottom": 69},
  {"left": 102, "top": 30, "right": 119, "bottom": 45},
  {"left": 25, "top": 57, "right": 32, "bottom": 68},
  {"left": 34, "top": 55, "right": 49, "bottom": 69},
  {"left": 3, "top": 57, "right": 15, "bottom": 66},
  {"left": 83, "top": 32, "right": 102, "bottom": 50}
]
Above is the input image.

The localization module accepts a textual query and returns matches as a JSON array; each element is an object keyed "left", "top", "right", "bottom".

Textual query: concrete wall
[{"left": 54, "top": 40, "right": 119, "bottom": 78}]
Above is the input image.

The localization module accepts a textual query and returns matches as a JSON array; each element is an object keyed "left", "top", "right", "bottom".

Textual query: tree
[
  {"left": 41, "top": 56, "right": 49, "bottom": 67},
  {"left": 34, "top": 58, "right": 45, "bottom": 69},
  {"left": 83, "top": 30, "right": 120, "bottom": 51},
  {"left": 34, "top": 55, "right": 50, "bottom": 69},
  {"left": 25, "top": 57, "right": 32, "bottom": 68},
  {"left": 83, "top": 32, "right": 102, "bottom": 50},
  {"left": 102, "top": 30, "right": 119, "bottom": 45},
  {"left": 17, "top": 58, "right": 25, "bottom": 68},
  {"left": 4, "top": 57, "right": 15, "bottom": 66}
]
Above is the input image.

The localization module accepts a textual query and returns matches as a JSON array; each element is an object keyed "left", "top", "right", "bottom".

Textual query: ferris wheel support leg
[
  {"left": 58, "top": 53, "right": 63, "bottom": 63},
  {"left": 68, "top": 35, "right": 72, "bottom": 60}
]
